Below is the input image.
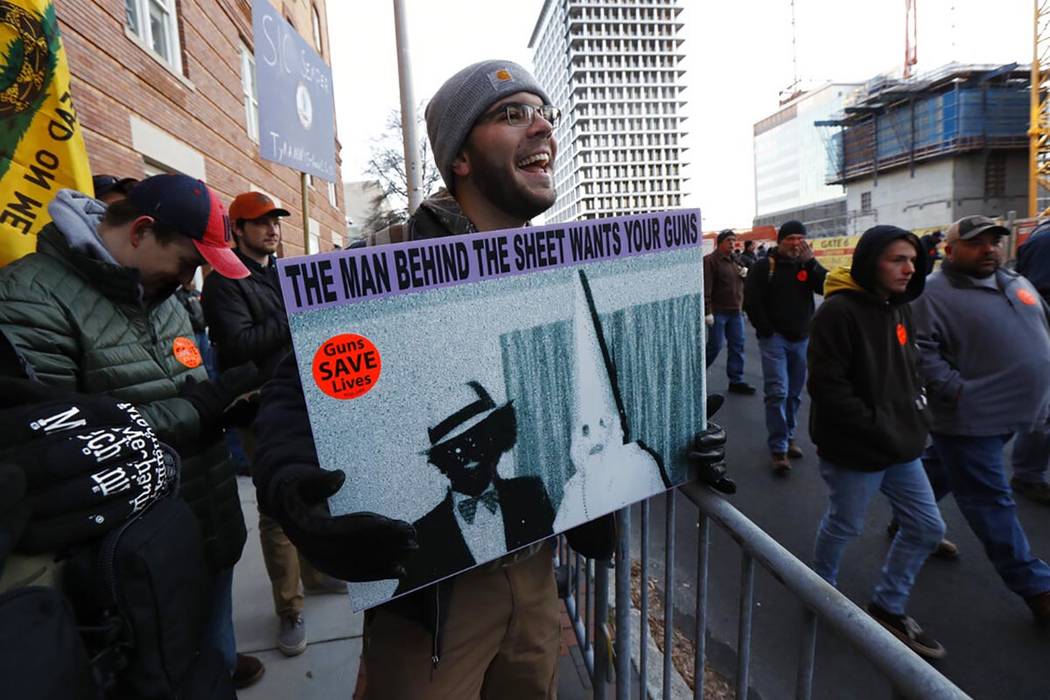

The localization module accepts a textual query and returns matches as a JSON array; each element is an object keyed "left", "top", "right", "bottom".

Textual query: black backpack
[
  {"left": 0, "top": 585, "right": 99, "bottom": 700},
  {"left": 64, "top": 494, "right": 234, "bottom": 700}
]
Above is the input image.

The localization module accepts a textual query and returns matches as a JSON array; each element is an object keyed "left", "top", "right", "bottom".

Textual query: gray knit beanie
[{"left": 425, "top": 60, "right": 551, "bottom": 192}]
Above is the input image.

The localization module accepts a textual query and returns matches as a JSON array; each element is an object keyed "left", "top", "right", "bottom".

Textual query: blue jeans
[
  {"left": 1011, "top": 428, "right": 1049, "bottom": 486},
  {"left": 758, "top": 334, "right": 808, "bottom": 453},
  {"left": 813, "top": 458, "right": 945, "bottom": 615},
  {"left": 930, "top": 434, "right": 1050, "bottom": 598},
  {"left": 706, "top": 311, "right": 745, "bottom": 383},
  {"left": 201, "top": 567, "right": 237, "bottom": 672}
]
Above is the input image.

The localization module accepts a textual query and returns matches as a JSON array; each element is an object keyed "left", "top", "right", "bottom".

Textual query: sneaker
[
  {"left": 278, "top": 612, "right": 307, "bottom": 657},
  {"left": 304, "top": 574, "right": 347, "bottom": 596},
  {"left": 1011, "top": 479, "right": 1050, "bottom": 505},
  {"left": 867, "top": 603, "right": 946, "bottom": 660},
  {"left": 233, "top": 653, "right": 265, "bottom": 689},
  {"left": 728, "top": 382, "right": 756, "bottom": 395},
  {"left": 787, "top": 441, "right": 804, "bottom": 459},
  {"left": 771, "top": 452, "right": 791, "bottom": 474},
  {"left": 1026, "top": 591, "right": 1050, "bottom": 626}
]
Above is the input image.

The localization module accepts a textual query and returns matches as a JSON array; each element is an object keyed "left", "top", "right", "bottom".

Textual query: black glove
[
  {"left": 690, "top": 393, "right": 735, "bottom": 495},
  {"left": 180, "top": 362, "right": 261, "bottom": 428},
  {"left": 0, "top": 462, "right": 29, "bottom": 569},
  {"left": 0, "top": 378, "right": 175, "bottom": 553},
  {"left": 274, "top": 466, "right": 418, "bottom": 582}
]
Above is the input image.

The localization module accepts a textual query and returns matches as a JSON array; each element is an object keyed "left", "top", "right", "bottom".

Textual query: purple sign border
[{"left": 277, "top": 209, "right": 701, "bottom": 315}]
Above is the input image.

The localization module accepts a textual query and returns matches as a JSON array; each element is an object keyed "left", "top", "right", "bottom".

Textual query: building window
[
  {"left": 985, "top": 153, "right": 1006, "bottom": 198},
  {"left": 860, "top": 191, "right": 872, "bottom": 213},
  {"left": 308, "top": 218, "right": 320, "bottom": 254},
  {"left": 311, "top": 5, "right": 324, "bottom": 56},
  {"left": 125, "top": 0, "right": 182, "bottom": 72},
  {"left": 331, "top": 231, "right": 343, "bottom": 249},
  {"left": 241, "top": 43, "right": 259, "bottom": 143},
  {"left": 327, "top": 181, "right": 337, "bottom": 207}
]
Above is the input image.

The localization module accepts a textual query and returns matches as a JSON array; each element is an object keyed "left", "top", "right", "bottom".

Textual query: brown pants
[
  {"left": 362, "top": 544, "right": 561, "bottom": 700},
  {"left": 240, "top": 428, "right": 327, "bottom": 617}
]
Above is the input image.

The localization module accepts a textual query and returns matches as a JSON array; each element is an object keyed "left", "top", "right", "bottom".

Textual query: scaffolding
[{"left": 819, "top": 64, "right": 1029, "bottom": 186}]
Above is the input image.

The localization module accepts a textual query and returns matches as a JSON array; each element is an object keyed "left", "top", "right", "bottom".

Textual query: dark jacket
[
  {"left": 201, "top": 248, "right": 289, "bottom": 379},
  {"left": 1017, "top": 221, "right": 1050, "bottom": 303},
  {"left": 743, "top": 248, "right": 827, "bottom": 339},
  {"left": 703, "top": 250, "right": 745, "bottom": 313},
  {"left": 175, "top": 286, "right": 206, "bottom": 334},
  {"left": 393, "top": 478, "right": 554, "bottom": 596},
  {"left": 919, "top": 233, "right": 943, "bottom": 274},
  {"left": 253, "top": 191, "right": 614, "bottom": 664},
  {"left": 808, "top": 227, "right": 930, "bottom": 471},
  {"left": 0, "top": 191, "right": 245, "bottom": 571}
]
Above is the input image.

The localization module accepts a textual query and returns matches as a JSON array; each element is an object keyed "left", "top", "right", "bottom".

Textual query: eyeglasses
[{"left": 483, "top": 102, "right": 562, "bottom": 128}]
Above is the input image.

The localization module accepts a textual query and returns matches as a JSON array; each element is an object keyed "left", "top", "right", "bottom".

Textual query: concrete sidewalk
[{"left": 231, "top": 476, "right": 593, "bottom": 698}]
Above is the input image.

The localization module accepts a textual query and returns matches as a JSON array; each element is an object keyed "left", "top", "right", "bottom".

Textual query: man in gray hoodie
[{"left": 911, "top": 215, "right": 1050, "bottom": 626}]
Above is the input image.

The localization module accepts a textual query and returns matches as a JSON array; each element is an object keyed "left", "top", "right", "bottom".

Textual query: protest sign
[{"left": 278, "top": 210, "right": 705, "bottom": 610}]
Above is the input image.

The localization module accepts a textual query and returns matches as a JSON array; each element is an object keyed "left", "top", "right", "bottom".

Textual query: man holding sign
[{"left": 254, "top": 59, "right": 730, "bottom": 697}]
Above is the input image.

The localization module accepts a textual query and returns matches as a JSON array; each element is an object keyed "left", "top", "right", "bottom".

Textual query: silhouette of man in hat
[{"left": 394, "top": 381, "right": 555, "bottom": 595}]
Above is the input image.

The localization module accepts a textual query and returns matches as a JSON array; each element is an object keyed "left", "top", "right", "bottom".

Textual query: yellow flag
[{"left": 0, "top": 1, "right": 92, "bottom": 266}]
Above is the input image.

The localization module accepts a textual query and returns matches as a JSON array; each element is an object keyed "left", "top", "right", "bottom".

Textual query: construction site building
[{"left": 823, "top": 63, "right": 1029, "bottom": 234}]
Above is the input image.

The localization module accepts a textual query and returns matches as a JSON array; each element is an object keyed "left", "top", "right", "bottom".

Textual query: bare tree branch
[{"left": 362, "top": 102, "right": 443, "bottom": 234}]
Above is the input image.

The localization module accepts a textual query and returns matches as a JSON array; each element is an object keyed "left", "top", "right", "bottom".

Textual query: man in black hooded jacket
[{"left": 808, "top": 226, "right": 948, "bottom": 660}]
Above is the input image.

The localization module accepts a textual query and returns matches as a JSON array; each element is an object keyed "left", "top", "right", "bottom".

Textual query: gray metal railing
[{"left": 557, "top": 484, "right": 971, "bottom": 700}]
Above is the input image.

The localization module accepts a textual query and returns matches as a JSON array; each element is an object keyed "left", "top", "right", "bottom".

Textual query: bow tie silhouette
[{"left": 457, "top": 489, "right": 500, "bottom": 524}]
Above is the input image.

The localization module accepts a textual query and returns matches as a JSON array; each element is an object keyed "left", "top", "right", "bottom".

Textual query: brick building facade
[{"left": 57, "top": 0, "right": 346, "bottom": 257}]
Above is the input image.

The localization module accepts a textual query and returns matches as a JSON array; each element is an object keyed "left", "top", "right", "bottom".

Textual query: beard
[{"left": 466, "top": 147, "right": 556, "bottom": 221}]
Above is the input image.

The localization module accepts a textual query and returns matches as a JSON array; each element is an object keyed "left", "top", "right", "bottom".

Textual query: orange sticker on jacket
[
  {"left": 896, "top": 323, "right": 908, "bottom": 346},
  {"left": 173, "top": 337, "right": 202, "bottom": 368},
  {"left": 312, "top": 333, "right": 381, "bottom": 400},
  {"left": 1018, "top": 288, "right": 1038, "bottom": 306},
  {"left": 796, "top": 270, "right": 808, "bottom": 282}
]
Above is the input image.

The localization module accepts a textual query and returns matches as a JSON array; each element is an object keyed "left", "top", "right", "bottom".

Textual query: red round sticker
[
  {"left": 796, "top": 269, "right": 808, "bottom": 282},
  {"left": 172, "top": 337, "right": 202, "bottom": 368},
  {"left": 1018, "top": 288, "right": 1038, "bottom": 306},
  {"left": 312, "top": 333, "right": 382, "bottom": 400},
  {"left": 896, "top": 323, "right": 908, "bottom": 346}
]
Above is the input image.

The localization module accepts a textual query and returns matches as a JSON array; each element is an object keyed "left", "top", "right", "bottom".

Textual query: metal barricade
[{"left": 557, "top": 484, "right": 971, "bottom": 700}]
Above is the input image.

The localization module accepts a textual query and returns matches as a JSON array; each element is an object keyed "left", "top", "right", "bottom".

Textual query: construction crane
[
  {"left": 1029, "top": 0, "right": 1050, "bottom": 217},
  {"left": 904, "top": 0, "right": 918, "bottom": 79}
]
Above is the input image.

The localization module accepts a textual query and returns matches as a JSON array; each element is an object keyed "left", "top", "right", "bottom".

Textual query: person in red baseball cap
[
  {"left": 203, "top": 190, "right": 345, "bottom": 660},
  {"left": 0, "top": 175, "right": 267, "bottom": 688},
  {"left": 122, "top": 173, "right": 250, "bottom": 285}
]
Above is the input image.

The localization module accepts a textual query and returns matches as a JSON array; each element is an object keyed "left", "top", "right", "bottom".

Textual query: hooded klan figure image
[
  {"left": 394, "top": 381, "right": 555, "bottom": 595},
  {"left": 554, "top": 271, "right": 667, "bottom": 532}
]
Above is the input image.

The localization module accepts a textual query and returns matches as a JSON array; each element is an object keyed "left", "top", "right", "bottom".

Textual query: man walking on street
[
  {"left": 744, "top": 220, "right": 827, "bottom": 473},
  {"left": 250, "top": 59, "right": 731, "bottom": 698},
  {"left": 912, "top": 215, "right": 1050, "bottom": 626},
  {"left": 202, "top": 191, "right": 344, "bottom": 659},
  {"left": 919, "top": 230, "right": 944, "bottom": 274},
  {"left": 704, "top": 229, "right": 755, "bottom": 395},
  {"left": 809, "top": 226, "right": 946, "bottom": 659}
]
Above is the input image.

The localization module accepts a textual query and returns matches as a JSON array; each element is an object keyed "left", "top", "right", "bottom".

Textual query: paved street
[{"left": 647, "top": 331, "right": 1050, "bottom": 699}]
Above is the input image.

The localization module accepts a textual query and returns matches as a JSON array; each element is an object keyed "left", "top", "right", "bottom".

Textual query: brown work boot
[
  {"left": 233, "top": 653, "right": 265, "bottom": 690},
  {"left": 931, "top": 538, "right": 959, "bottom": 561},
  {"left": 771, "top": 452, "right": 790, "bottom": 474},
  {"left": 787, "top": 441, "right": 804, "bottom": 459},
  {"left": 1026, "top": 591, "right": 1050, "bottom": 626}
]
